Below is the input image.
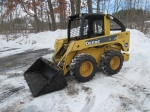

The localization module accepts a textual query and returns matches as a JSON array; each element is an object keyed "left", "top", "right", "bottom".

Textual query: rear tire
[
  {"left": 70, "top": 53, "right": 97, "bottom": 82},
  {"left": 100, "top": 50, "right": 123, "bottom": 75}
]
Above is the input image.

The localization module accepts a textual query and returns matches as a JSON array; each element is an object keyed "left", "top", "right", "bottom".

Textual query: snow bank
[
  {"left": 0, "top": 29, "right": 150, "bottom": 56},
  {"left": 14, "top": 29, "right": 67, "bottom": 49},
  {"left": 128, "top": 29, "right": 150, "bottom": 54},
  {"left": 0, "top": 29, "right": 67, "bottom": 57},
  {"left": 1, "top": 29, "right": 67, "bottom": 49}
]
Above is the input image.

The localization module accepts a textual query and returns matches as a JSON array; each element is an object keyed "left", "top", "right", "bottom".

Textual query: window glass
[{"left": 93, "top": 20, "right": 103, "bottom": 34}]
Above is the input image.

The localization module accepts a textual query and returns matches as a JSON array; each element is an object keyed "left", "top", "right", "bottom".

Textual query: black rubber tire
[
  {"left": 100, "top": 50, "right": 123, "bottom": 75},
  {"left": 70, "top": 53, "right": 97, "bottom": 82}
]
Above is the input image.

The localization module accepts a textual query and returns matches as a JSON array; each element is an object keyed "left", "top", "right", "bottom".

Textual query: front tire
[
  {"left": 70, "top": 53, "right": 97, "bottom": 82},
  {"left": 101, "top": 50, "right": 123, "bottom": 75}
]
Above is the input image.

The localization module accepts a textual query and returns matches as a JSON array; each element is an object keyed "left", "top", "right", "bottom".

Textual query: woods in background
[{"left": 0, "top": 0, "right": 150, "bottom": 34}]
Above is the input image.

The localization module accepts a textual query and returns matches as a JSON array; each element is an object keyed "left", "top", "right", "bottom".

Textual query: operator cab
[{"left": 68, "top": 13, "right": 126, "bottom": 43}]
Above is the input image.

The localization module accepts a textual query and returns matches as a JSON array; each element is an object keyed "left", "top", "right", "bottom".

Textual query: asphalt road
[{"left": 0, "top": 48, "right": 53, "bottom": 74}]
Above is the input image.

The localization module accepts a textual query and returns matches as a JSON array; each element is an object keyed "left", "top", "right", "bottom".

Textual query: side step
[{"left": 24, "top": 58, "right": 67, "bottom": 97}]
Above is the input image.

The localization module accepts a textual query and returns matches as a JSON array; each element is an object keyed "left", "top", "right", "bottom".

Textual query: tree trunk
[
  {"left": 47, "top": 0, "right": 57, "bottom": 31},
  {"left": 141, "top": 0, "right": 148, "bottom": 32},
  {"left": 9, "top": 12, "right": 13, "bottom": 33},
  {"left": 41, "top": 7, "right": 44, "bottom": 31},
  {"left": 70, "top": 0, "right": 75, "bottom": 15},
  {"left": 33, "top": 0, "right": 39, "bottom": 33},
  {"left": 46, "top": 7, "right": 51, "bottom": 30},
  {"left": 76, "top": 0, "right": 81, "bottom": 14},
  {"left": 97, "top": 0, "right": 100, "bottom": 13},
  {"left": 129, "top": 0, "right": 132, "bottom": 29},
  {"left": 0, "top": 0, "right": 4, "bottom": 32},
  {"left": 34, "top": 15, "right": 39, "bottom": 32},
  {"left": 59, "top": 1, "right": 64, "bottom": 29},
  {"left": 47, "top": 13, "right": 51, "bottom": 30},
  {"left": 87, "top": 0, "right": 92, "bottom": 13},
  {"left": 141, "top": 10, "right": 145, "bottom": 32}
]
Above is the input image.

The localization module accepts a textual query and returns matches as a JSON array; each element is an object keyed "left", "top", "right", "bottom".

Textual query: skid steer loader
[{"left": 24, "top": 13, "right": 130, "bottom": 97}]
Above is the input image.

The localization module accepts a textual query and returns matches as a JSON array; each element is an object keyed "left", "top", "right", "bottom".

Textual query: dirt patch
[
  {"left": 4, "top": 62, "right": 13, "bottom": 67},
  {"left": 82, "top": 86, "right": 91, "bottom": 92},
  {"left": 67, "top": 83, "right": 79, "bottom": 95}
]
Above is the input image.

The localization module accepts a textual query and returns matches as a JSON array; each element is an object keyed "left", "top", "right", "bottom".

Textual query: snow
[
  {"left": 0, "top": 29, "right": 150, "bottom": 112},
  {"left": 0, "top": 29, "right": 67, "bottom": 57},
  {"left": 145, "top": 20, "right": 150, "bottom": 23}
]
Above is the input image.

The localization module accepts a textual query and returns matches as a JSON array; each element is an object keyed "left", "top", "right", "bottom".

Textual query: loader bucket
[{"left": 24, "top": 58, "right": 67, "bottom": 97}]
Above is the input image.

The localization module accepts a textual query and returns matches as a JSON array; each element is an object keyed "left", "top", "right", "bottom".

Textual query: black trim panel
[{"left": 85, "top": 35, "right": 117, "bottom": 46}]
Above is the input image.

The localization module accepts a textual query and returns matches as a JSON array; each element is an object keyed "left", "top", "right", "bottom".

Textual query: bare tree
[
  {"left": 46, "top": 8, "right": 52, "bottom": 30},
  {"left": 39, "top": 1, "right": 45, "bottom": 32},
  {"left": 141, "top": 0, "right": 148, "bottom": 32},
  {"left": 47, "top": 0, "right": 57, "bottom": 31},
  {"left": 20, "top": 0, "right": 41, "bottom": 33},
  {"left": 97, "top": 0, "right": 100, "bottom": 13},
  {"left": 70, "top": 0, "right": 75, "bottom": 15},
  {"left": 0, "top": 0, "right": 4, "bottom": 33},
  {"left": 57, "top": 0, "right": 66, "bottom": 29},
  {"left": 87, "top": 0, "right": 92, "bottom": 13},
  {"left": 114, "top": 0, "right": 122, "bottom": 15},
  {"left": 76, "top": 0, "right": 81, "bottom": 14}
]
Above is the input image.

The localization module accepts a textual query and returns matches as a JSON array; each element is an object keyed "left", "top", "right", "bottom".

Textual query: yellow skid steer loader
[{"left": 24, "top": 13, "right": 130, "bottom": 97}]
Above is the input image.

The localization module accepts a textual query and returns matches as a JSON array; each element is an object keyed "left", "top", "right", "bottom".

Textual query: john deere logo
[{"left": 86, "top": 39, "right": 100, "bottom": 46}]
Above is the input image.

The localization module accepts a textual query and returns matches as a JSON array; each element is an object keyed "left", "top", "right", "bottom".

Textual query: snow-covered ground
[
  {"left": 0, "top": 29, "right": 150, "bottom": 112},
  {"left": 0, "top": 29, "right": 66, "bottom": 58}
]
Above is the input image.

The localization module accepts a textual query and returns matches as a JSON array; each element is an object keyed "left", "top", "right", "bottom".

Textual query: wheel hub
[
  {"left": 80, "top": 61, "right": 93, "bottom": 77},
  {"left": 110, "top": 56, "right": 120, "bottom": 70}
]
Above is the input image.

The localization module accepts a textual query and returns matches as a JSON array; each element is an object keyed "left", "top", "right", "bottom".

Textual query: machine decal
[{"left": 86, "top": 35, "right": 117, "bottom": 46}]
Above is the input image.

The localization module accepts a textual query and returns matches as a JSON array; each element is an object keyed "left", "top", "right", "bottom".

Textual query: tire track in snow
[
  {"left": 94, "top": 56, "right": 150, "bottom": 112},
  {"left": 0, "top": 89, "right": 33, "bottom": 112},
  {"left": 110, "top": 62, "right": 150, "bottom": 112},
  {"left": 0, "top": 86, "right": 25, "bottom": 103},
  {"left": 53, "top": 91, "right": 71, "bottom": 112},
  {"left": 81, "top": 95, "right": 95, "bottom": 112},
  {"left": 66, "top": 75, "right": 96, "bottom": 112},
  {"left": 0, "top": 73, "right": 33, "bottom": 112},
  {"left": 75, "top": 84, "right": 95, "bottom": 112}
]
